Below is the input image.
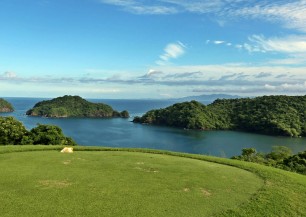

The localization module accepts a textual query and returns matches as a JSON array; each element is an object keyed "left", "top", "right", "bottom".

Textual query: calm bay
[{"left": 1, "top": 97, "right": 306, "bottom": 157}]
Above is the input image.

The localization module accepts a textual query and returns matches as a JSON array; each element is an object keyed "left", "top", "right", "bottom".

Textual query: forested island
[
  {"left": 0, "top": 98, "right": 14, "bottom": 112},
  {"left": 133, "top": 95, "right": 306, "bottom": 137},
  {"left": 26, "top": 95, "right": 129, "bottom": 118}
]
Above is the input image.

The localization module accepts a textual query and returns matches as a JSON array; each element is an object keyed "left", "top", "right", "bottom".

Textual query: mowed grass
[
  {"left": 0, "top": 147, "right": 262, "bottom": 217},
  {"left": 0, "top": 146, "right": 306, "bottom": 216}
]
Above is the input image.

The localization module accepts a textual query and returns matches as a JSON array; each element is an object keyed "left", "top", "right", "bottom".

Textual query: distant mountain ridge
[{"left": 175, "top": 94, "right": 241, "bottom": 102}]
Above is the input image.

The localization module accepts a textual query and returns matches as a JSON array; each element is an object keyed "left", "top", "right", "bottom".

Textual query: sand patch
[
  {"left": 200, "top": 188, "right": 212, "bottom": 196},
  {"left": 63, "top": 160, "right": 71, "bottom": 165},
  {"left": 134, "top": 167, "right": 158, "bottom": 173},
  {"left": 183, "top": 188, "right": 190, "bottom": 192},
  {"left": 136, "top": 162, "right": 145, "bottom": 165},
  {"left": 37, "top": 180, "right": 72, "bottom": 189}
]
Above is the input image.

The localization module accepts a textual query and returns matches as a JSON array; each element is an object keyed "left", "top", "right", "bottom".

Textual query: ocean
[{"left": 1, "top": 97, "right": 306, "bottom": 157}]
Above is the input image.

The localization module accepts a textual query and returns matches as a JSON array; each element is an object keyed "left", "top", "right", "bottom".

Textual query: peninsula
[
  {"left": 0, "top": 98, "right": 14, "bottom": 112},
  {"left": 133, "top": 95, "right": 306, "bottom": 137},
  {"left": 26, "top": 95, "right": 129, "bottom": 118}
]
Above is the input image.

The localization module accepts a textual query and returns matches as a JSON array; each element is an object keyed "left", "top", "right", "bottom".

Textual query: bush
[
  {"left": 30, "top": 124, "right": 77, "bottom": 146},
  {"left": 0, "top": 117, "right": 27, "bottom": 145},
  {"left": 0, "top": 116, "right": 77, "bottom": 146}
]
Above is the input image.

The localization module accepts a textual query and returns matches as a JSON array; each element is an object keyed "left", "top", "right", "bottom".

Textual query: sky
[{"left": 0, "top": 0, "right": 306, "bottom": 99}]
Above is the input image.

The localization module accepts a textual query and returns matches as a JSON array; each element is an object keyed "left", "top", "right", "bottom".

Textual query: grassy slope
[{"left": 0, "top": 146, "right": 306, "bottom": 216}]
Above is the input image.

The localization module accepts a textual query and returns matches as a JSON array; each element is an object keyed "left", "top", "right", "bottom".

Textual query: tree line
[
  {"left": 232, "top": 146, "right": 306, "bottom": 175},
  {"left": 0, "top": 116, "right": 76, "bottom": 146},
  {"left": 134, "top": 95, "right": 306, "bottom": 137}
]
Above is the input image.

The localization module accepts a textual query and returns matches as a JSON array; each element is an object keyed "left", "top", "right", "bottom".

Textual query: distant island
[
  {"left": 0, "top": 98, "right": 14, "bottom": 112},
  {"left": 26, "top": 95, "right": 129, "bottom": 118},
  {"left": 133, "top": 95, "right": 306, "bottom": 137}
]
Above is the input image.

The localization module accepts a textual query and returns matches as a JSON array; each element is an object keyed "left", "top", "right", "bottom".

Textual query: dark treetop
[
  {"left": 26, "top": 95, "right": 129, "bottom": 118},
  {"left": 133, "top": 95, "right": 306, "bottom": 137},
  {"left": 0, "top": 98, "right": 14, "bottom": 112}
]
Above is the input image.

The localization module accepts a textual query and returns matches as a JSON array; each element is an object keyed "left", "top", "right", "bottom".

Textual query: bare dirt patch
[
  {"left": 37, "top": 180, "right": 72, "bottom": 189},
  {"left": 63, "top": 160, "right": 71, "bottom": 165},
  {"left": 183, "top": 188, "right": 190, "bottom": 192},
  {"left": 134, "top": 166, "right": 159, "bottom": 173},
  {"left": 200, "top": 188, "right": 212, "bottom": 197}
]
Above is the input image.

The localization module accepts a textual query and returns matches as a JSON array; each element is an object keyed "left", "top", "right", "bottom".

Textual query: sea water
[{"left": 1, "top": 97, "right": 305, "bottom": 158}]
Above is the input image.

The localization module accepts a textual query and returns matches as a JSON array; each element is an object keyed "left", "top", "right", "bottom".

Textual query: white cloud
[
  {"left": 264, "top": 84, "right": 276, "bottom": 90},
  {"left": 1, "top": 63, "right": 305, "bottom": 96},
  {"left": 237, "top": 34, "right": 306, "bottom": 64},
  {"left": 213, "top": 40, "right": 225, "bottom": 45},
  {"left": 248, "top": 35, "right": 306, "bottom": 53},
  {"left": 147, "top": 69, "right": 163, "bottom": 77},
  {"left": 99, "top": 0, "right": 178, "bottom": 14},
  {"left": 159, "top": 0, "right": 225, "bottom": 13},
  {"left": 157, "top": 42, "right": 186, "bottom": 65},
  {"left": 232, "top": 1, "right": 306, "bottom": 32},
  {"left": 268, "top": 54, "right": 306, "bottom": 65},
  {"left": 99, "top": 0, "right": 306, "bottom": 34},
  {"left": 3, "top": 71, "right": 17, "bottom": 78}
]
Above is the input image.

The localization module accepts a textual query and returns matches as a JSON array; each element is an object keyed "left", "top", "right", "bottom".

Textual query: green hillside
[
  {"left": 0, "top": 146, "right": 306, "bottom": 217},
  {"left": 134, "top": 95, "right": 306, "bottom": 137},
  {"left": 0, "top": 98, "right": 14, "bottom": 112},
  {"left": 26, "top": 95, "right": 129, "bottom": 118}
]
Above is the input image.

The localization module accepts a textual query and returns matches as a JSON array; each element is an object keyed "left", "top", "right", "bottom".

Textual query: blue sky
[{"left": 0, "top": 0, "right": 306, "bottom": 98}]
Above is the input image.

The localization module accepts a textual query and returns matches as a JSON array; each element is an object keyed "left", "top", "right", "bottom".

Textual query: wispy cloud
[
  {"left": 231, "top": 1, "right": 306, "bottom": 33},
  {"left": 255, "top": 72, "right": 272, "bottom": 78},
  {"left": 99, "top": 0, "right": 178, "bottom": 14},
  {"left": 99, "top": 0, "right": 306, "bottom": 34},
  {"left": 156, "top": 42, "right": 186, "bottom": 65},
  {"left": 237, "top": 34, "right": 306, "bottom": 64},
  {"left": 2, "top": 63, "right": 305, "bottom": 96},
  {"left": 193, "top": 81, "right": 306, "bottom": 95},
  {"left": 207, "top": 39, "right": 233, "bottom": 47},
  {"left": 3, "top": 71, "right": 17, "bottom": 78},
  {"left": 247, "top": 35, "right": 306, "bottom": 53},
  {"left": 213, "top": 40, "right": 225, "bottom": 45}
]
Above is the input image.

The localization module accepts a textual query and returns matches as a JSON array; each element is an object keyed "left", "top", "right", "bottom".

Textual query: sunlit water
[{"left": 1, "top": 97, "right": 305, "bottom": 157}]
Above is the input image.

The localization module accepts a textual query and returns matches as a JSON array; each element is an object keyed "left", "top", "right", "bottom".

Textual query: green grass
[{"left": 0, "top": 146, "right": 306, "bottom": 216}]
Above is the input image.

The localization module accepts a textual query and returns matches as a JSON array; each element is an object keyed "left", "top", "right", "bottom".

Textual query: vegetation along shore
[{"left": 134, "top": 95, "right": 306, "bottom": 137}]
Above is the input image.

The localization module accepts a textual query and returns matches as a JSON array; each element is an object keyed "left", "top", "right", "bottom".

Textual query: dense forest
[
  {"left": 133, "top": 95, "right": 306, "bottom": 137},
  {"left": 0, "top": 116, "right": 76, "bottom": 146},
  {"left": 232, "top": 146, "right": 306, "bottom": 175},
  {"left": 26, "top": 95, "right": 129, "bottom": 118},
  {"left": 0, "top": 98, "right": 14, "bottom": 112}
]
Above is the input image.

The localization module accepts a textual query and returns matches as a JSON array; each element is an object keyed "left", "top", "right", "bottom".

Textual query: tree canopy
[
  {"left": 133, "top": 95, "right": 306, "bottom": 137},
  {"left": 232, "top": 146, "right": 306, "bottom": 175},
  {"left": 0, "top": 116, "right": 76, "bottom": 146},
  {"left": 26, "top": 95, "right": 129, "bottom": 118},
  {"left": 0, "top": 98, "right": 14, "bottom": 112}
]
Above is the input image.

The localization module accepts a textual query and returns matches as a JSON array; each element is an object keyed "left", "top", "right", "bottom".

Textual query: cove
[{"left": 2, "top": 97, "right": 306, "bottom": 157}]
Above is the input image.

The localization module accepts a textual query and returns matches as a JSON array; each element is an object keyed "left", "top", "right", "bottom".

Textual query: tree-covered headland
[
  {"left": 232, "top": 146, "right": 306, "bottom": 175},
  {"left": 133, "top": 95, "right": 306, "bottom": 137},
  {"left": 0, "top": 98, "right": 14, "bottom": 112},
  {"left": 26, "top": 95, "right": 129, "bottom": 118},
  {"left": 0, "top": 116, "right": 76, "bottom": 146}
]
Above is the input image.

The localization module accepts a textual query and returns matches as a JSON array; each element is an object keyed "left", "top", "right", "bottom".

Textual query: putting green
[{"left": 0, "top": 151, "right": 263, "bottom": 216}]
